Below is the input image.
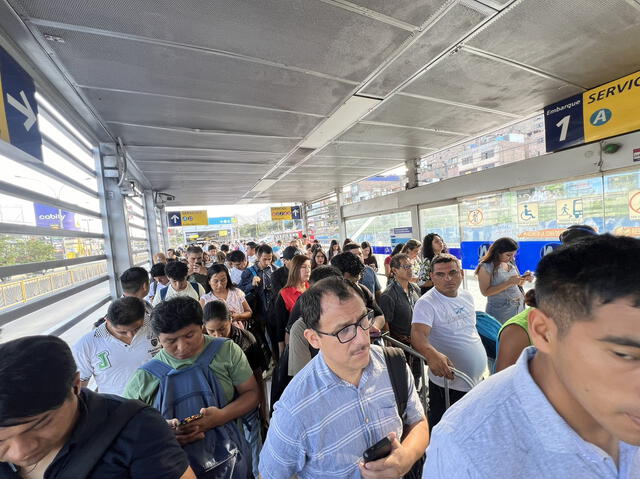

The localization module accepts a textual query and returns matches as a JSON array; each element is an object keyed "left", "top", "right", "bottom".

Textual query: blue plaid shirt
[{"left": 259, "top": 345, "right": 425, "bottom": 478}]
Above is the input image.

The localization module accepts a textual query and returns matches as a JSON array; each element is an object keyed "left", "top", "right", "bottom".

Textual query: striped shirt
[{"left": 259, "top": 345, "right": 425, "bottom": 478}]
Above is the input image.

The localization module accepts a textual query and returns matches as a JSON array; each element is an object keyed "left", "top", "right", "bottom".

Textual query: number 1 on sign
[{"left": 556, "top": 115, "right": 570, "bottom": 142}]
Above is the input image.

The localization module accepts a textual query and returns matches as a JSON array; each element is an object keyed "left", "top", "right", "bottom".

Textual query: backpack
[
  {"left": 140, "top": 338, "right": 249, "bottom": 478},
  {"left": 159, "top": 281, "right": 200, "bottom": 301},
  {"left": 475, "top": 311, "right": 502, "bottom": 363},
  {"left": 383, "top": 347, "right": 425, "bottom": 479}
]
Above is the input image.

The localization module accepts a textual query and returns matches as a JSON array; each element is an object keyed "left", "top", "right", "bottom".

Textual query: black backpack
[{"left": 383, "top": 347, "right": 425, "bottom": 479}]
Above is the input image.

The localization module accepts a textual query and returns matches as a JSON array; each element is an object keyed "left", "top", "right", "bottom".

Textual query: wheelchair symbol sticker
[{"left": 518, "top": 202, "right": 539, "bottom": 225}]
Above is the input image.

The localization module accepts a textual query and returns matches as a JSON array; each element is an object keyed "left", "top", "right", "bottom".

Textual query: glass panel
[
  {"left": 418, "top": 114, "right": 545, "bottom": 185},
  {"left": 132, "top": 251, "right": 150, "bottom": 265},
  {"left": 341, "top": 166, "right": 406, "bottom": 206},
  {"left": 514, "top": 176, "right": 604, "bottom": 242},
  {"left": 419, "top": 204, "right": 461, "bottom": 247},
  {"left": 459, "top": 191, "right": 517, "bottom": 243},
  {"left": 346, "top": 211, "right": 412, "bottom": 246},
  {"left": 0, "top": 193, "right": 103, "bottom": 233},
  {"left": 37, "top": 115, "right": 94, "bottom": 169},
  {"left": 0, "top": 155, "right": 100, "bottom": 212},
  {"left": 604, "top": 170, "right": 640, "bottom": 237},
  {"left": 42, "top": 145, "right": 98, "bottom": 192},
  {"left": 306, "top": 194, "right": 339, "bottom": 247},
  {"left": 129, "top": 224, "right": 148, "bottom": 239},
  {"left": 0, "top": 233, "right": 104, "bottom": 267},
  {"left": 36, "top": 93, "right": 94, "bottom": 149}
]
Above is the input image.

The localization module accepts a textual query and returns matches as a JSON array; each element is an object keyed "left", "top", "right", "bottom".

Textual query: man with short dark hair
[
  {"left": 423, "top": 235, "right": 640, "bottom": 476},
  {"left": 411, "top": 253, "right": 488, "bottom": 429},
  {"left": 152, "top": 261, "right": 205, "bottom": 306},
  {"left": 271, "top": 245, "right": 302, "bottom": 300},
  {"left": 73, "top": 297, "right": 161, "bottom": 395},
  {"left": 148, "top": 262, "right": 169, "bottom": 302},
  {"left": 0, "top": 336, "right": 195, "bottom": 478},
  {"left": 227, "top": 249, "right": 247, "bottom": 285},
  {"left": 124, "top": 297, "right": 259, "bottom": 477},
  {"left": 120, "top": 266, "right": 153, "bottom": 320},
  {"left": 260, "top": 277, "right": 428, "bottom": 478},
  {"left": 246, "top": 241, "right": 258, "bottom": 264},
  {"left": 185, "top": 245, "right": 210, "bottom": 294},
  {"left": 344, "top": 243, "right": 382, "bottom": 303}
]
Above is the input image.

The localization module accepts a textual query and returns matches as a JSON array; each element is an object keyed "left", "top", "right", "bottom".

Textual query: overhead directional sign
[
  {"left": 180, "top": 210, "right": 208, "bottom": 226},
  {"left": 271, "top": 206, "right": 301, "bottom": 221},
  {"left": 544, "top": 69, "right": 640, "bottom": 153},
  {"left": 0, "top": 46, "right": 43, "bottom": 160},
  {"left": 167, "top": 211, "right": 182, "bottom": 227},
  {"left": 208, "top": 216, "right": 236, "bottom": 225}
]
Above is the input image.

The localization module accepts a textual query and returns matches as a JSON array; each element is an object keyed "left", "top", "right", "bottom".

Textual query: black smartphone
[
  {"left": 179, "top": 413, "right": 204, "bottom": 426},
  {"left": 363, "top": 436, "right": 392, "bottom": 463}
]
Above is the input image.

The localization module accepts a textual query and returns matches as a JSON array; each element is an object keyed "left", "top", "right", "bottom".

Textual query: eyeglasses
[
  {"left": 314, "top": 309, "right": 375, "bottom": 344},
  {"left": 396, "top": 264, "right": 412, "bottom": 271}
]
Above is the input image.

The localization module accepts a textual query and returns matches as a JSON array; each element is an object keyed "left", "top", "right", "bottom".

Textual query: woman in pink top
[{"left": 200, "top": 263, "right": 252, "bottom": 328}]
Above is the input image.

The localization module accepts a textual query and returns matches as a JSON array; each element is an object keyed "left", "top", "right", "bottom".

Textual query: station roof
[{"left": 5, "top": 0, "right": 640, "bottom": 204}]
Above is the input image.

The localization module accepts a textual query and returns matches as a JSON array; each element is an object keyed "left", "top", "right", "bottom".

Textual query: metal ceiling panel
[
  {"left": 40, "top": 27, "right": 355, "bottom": 115},
  {"left": 126, "top": 146, "right": 281, "bottom": 164},
  {"left": 20, "top": 0, "right": 410, "bottom": 82},
  {"left": 139, "top": 164, "right": 271, "bottom": 175},
  {"left": 361, "top": 2, "right": 490, "bottom": 97},
  {"left": 467, "top": 0, "right": 640, "bottom": 88},
  {"left": 319, "top": 142, "right": 432, "bottom": 160},
  {"left": 276, "top": 147, "right": 317, "bottom": 168},
  {"left": 338, "top": 123, "right": 463, "bottom": 148},
  {"left": 306, "top": 156, "right": 403, "bottom": 168},
  {"left": 82, "top": 88, "right": 324, "bottom": 138},
  {"left": 403, "top": 49, "right": 581, "bottom": 115},
  {"left": 348, "top": 0, "right": 448, "bottom": 25},
  {"left": 107, "top": 123, "right": 299, "bottom": 152},
  {"left": 363, "top": 94, "right": 515, "bottom": 135}
]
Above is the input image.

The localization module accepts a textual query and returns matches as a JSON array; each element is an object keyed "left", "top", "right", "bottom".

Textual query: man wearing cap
[
  {"left": 271, "top": 246, "right": 302, "bottom": 300},
  {"left": 0, "top": 336, "right": 195, "bottom": 478}
]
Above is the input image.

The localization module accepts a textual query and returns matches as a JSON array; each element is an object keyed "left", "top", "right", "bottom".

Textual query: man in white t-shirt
[
  {"left": 152, "top": 260, "right": 205, "bottom": 306},
  {"left": 73, "top": 297, "right": 161, "bottom": 396},
  {"left": 411, "top": 253, "right": 488, "bottom": 429}
]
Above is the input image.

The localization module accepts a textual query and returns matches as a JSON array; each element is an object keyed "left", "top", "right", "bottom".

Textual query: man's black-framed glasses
[{"left": 314, "top": 309, "right": 375, "bottom": 343}]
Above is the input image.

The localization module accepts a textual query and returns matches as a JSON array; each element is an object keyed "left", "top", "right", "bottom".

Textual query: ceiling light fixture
[{"left": 299, "top": 95, "right": 381, "bottom": 149}]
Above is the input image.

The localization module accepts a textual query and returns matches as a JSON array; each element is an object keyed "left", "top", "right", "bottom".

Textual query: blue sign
[
  {"left": 167, "top": 211, "right": 182, "bottom": 227},
  {"left": 0, "top": 47, "right": 43, "bottom": 161},
  {"left": 460, "top": 240, "right": 562, "bottom": 274},
  {"left": 208, "top": 216, "right": 234, "bottom": 225},
  {"left": 291, "top": 206, "right": 301, "bottom": 220},
  {"left": 544, "top": 94, "right": 584, "bottom": 153},
  {"left": 34, "top": 203, "right": 77, "bottom": 230}
]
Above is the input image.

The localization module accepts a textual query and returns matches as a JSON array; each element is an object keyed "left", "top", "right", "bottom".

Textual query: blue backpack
[
  {"left": 475, "top": 311, "right": 502, "bottom": 373},
  {"left": 140, "top": 338, "right": 249, "bottom": 478}
]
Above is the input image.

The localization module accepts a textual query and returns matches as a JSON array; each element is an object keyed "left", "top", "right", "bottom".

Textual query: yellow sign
[
  {"left": 181, "top": 210, "right": 208, "bottom": 226},
  {"left": 629, "top": 190, "right": 640, "bottom": 220},
  {"left": 583, "top": 70, "right": 640, "bottom": 142},
  {"left": 271, "top": 207, "right": 293, "bottom": 221},
  {"left": 218, "top": 230, "right": 228, "bottom": 237},
  {"left": 517, "top": 202, "right": 539, "bottom": 225},
  {"left": 467, "top": 209, "right": 484, "bottom": 226},
  {"left": 0, "top": 73, "right": 9, "bottom": 144},
  {"left": 556, "top": 199, "right": 583, "bottom": 224}
]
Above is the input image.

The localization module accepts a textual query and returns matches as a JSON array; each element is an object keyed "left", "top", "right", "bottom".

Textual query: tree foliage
[{"left": 0, "top": 235, "right": 56, "bottom": 267}]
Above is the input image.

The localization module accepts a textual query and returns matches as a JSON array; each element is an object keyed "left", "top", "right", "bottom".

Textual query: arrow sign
[
  {"left": 167, "top": 211, "right": 182, "bottom": 227},
  {"left": 0, "top": 46, "right": 43, "bottom": 160},
  {"left": 7, "top": 91, "right": 36, "bottom": 131},
  {"left": 291, "top": 206, "right": 301, "bottom": 219}
]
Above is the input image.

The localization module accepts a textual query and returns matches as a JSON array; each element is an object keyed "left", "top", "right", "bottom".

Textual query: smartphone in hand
[
  {"left": 179, "top": 413, "right": 204, "bottom": 426},
  {"left": 363, "top": 436, "right": 392, "bottom": 463}
]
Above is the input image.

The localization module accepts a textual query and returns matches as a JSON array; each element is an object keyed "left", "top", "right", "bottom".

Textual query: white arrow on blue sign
[
  {"left": 0, "top": 46, "right": 43, "bottom": 161},
  {"left": 291, "top": 206, "right": 301, "bottom": 219},
  {"left": 168, "top": 212, "right": 182, "bottom": 227}
]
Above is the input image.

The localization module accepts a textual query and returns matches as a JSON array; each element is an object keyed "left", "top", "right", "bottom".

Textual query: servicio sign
[
  {"left": 0, "top": 46, "right": 43, "bottom": 160},
  {"left": 167, "top": 210, "right": 208, "bottom": 227},
  {"left": 271, "top": 206, "right": 301, "bottom": 221},
  {"left": 544, "top": 69, "right": 640, "bottom": 153}
]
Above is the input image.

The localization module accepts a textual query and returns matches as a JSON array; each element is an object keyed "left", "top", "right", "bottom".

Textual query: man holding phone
[
  {"left": 186, "top": 245, "right": 211, "bottom": 294},
  {"left": 259, "top": 277, "right": 428, "bottom": 478}
]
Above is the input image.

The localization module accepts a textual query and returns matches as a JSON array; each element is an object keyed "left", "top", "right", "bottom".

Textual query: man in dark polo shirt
[{"left": 0, "top": 336, "right": 195, "bottom": 479}]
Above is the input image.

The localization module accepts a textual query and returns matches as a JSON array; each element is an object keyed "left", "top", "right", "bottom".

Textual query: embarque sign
[{"left": 544, "top": 69, "right": 640, "bottom": 152}]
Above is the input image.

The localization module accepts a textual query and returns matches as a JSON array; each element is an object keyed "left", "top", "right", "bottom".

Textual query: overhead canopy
[{"left": 5, "top": 0, "right": 640, "bottom": 204}]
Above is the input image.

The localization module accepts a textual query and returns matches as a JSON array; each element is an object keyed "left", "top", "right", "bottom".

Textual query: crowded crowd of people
[{"left": 1, "top": 225, "right": 639, "bottom": 478}]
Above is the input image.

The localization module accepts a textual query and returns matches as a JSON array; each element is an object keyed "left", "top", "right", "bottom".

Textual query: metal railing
[
  {"left": 380, "top": 333, "right": 480, "bottom": 413},
  {"left": 0, "top": 261, "right": 108, "bottom": 310}
]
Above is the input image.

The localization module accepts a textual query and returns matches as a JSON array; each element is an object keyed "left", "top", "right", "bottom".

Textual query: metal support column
[
  {"left": 160, "top": 207, "right": 170, "bottom": 252},
  {"left": 405, "top": 158, "right": 419, "bottom": 190},
  {"left": 335, "top": 188, "right": 347, "bottom": 244},
  {"left": 98, "top": 143, "right": 133, "bottom": 297},
  {"left": 143, "top": 190, "right": 160, "bottom": 258},
  {"left": 410, "top": 205, "right": 421, "bottom": 240},
  {"left": 301, "top": 202, "right": 308, "bottom": 234}
]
